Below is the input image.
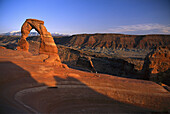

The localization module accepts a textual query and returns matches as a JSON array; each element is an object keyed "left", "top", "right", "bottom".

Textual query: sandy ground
[{"left": 0, "top": 48, "right": 170, "bottom": 113}]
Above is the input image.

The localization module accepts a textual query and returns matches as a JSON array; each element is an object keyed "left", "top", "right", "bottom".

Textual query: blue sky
[{"left": 0, "top": 0, "right": 170, "bottom": 35}]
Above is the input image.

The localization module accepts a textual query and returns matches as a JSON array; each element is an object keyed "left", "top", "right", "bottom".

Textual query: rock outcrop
[
  {"left": 17, "top": 19, "right": 66, "bottom": 67},
  {"left": 143, "top": 47, "right": 170, "bottom": 85},
  {"left": 0, "top": 46, "right": 6, "bottom": 49},
  {"left": 77, "top": 56, "right": 97, "bottom": 73}
]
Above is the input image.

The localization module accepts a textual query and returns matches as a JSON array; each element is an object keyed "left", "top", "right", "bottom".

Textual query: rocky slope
[{"left": 0, "top": 48, "right": 170, "bottom": 113}]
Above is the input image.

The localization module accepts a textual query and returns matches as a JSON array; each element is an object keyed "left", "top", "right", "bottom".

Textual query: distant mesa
[
  {"left": 61, "top": 34, "right": 170, "bottom": 49},
  {"left": 17, "top": 18, "right": 68, "bottom": 68}
]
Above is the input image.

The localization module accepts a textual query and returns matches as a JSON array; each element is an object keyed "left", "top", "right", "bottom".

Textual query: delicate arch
[{"left": 17, "top": 19, "right": 61, "bottom": 63}]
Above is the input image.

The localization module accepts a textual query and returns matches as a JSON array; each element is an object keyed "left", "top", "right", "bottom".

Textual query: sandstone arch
[{"left": 17, "top": 19, "right": 61, "bottom": 63}]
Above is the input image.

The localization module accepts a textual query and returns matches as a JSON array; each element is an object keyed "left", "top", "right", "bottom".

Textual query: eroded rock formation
[
  {"left": 143, "top": 47, "right": 170, "bottom": 85},
  {"left": 17, "top": 19, "right": 66, "bottom": 66}
]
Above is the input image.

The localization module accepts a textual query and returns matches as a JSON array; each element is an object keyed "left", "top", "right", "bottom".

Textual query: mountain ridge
[{"left": 0, "top": 31, "right": 69, "bottom": 36}]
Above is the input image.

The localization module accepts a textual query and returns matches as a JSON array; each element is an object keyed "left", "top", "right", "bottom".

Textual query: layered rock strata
[{"left": 55, "top": 34, "right": 170, "bottom": 49}]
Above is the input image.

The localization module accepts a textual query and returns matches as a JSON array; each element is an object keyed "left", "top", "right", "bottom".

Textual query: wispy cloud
[{"left": 108, "top": 24, "right": 170, "bottom": 34}]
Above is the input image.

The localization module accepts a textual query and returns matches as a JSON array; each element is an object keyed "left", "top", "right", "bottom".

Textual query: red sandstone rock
[
  {"left": 17, "top": 38, "right": 29, "bottom": 51},
  {"left": 17, "top": 19, "right": 67, "bottom": 67},
  {"left": 143, "top": 47, "right": 170, "bottom": 85},
  {"left": 0, "top": 46, "right": 6, "bottom": 49}
]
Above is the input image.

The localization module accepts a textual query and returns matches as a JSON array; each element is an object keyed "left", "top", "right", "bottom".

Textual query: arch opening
[{"left": 17, "top": 19, "right": 64, "bottom": 64}]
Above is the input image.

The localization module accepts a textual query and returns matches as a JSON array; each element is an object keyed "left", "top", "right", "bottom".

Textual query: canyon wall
[
  {"left": 54, "top": 34, "right": 170, "bottom": 49},
  {"left": 143, "top": 47, "right": 170, "bottom": 85}
]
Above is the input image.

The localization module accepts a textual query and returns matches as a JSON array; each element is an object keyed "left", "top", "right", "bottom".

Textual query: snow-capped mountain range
[{"left": 0, "top": 31, "right": 69, "bottom": 36}]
